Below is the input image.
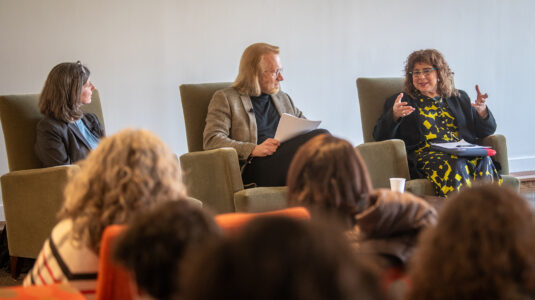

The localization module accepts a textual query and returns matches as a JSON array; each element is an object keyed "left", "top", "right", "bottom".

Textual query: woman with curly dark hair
[
  {"left": 373, "top": 49, "right": 500, "bottom": 197},
  {"left": 407, "top": 184, "right": 535, "bottom": 300}
]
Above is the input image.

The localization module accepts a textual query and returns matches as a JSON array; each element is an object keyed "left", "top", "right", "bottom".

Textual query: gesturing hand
[
  {"left": 473, "top": 84, "right": 489, "bottom": 118},
  {"left": 251, "top": 138, "right": 280, "bottom": 157},
  {"left": 392, "top": 93, "right": 415, "bottom": 121}
]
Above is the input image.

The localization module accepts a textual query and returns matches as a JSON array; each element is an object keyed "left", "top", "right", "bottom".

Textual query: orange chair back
[
  {"left": 96, "top": 225, "right": 134, "bottom": 300},
  {"left": 215, "top": 207, "right": 310, "bottom": 235}
]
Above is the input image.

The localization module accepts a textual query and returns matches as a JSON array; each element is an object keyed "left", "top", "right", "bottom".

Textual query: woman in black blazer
[
  {"left": 373, "top": 49, "right": 500, "bottom": 197},
  {"left": 35, "top": 61, "right": 104, "bottom": 167}
]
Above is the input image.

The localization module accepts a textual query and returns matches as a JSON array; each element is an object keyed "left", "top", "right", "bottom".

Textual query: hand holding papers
[{"left": 274, "top": 113, "right": 321, "bottom": 143}]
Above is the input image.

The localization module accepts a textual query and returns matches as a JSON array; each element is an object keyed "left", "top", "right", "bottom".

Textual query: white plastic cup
[{"left": 390, "top": 178, "right": 406, "bottom": 193}]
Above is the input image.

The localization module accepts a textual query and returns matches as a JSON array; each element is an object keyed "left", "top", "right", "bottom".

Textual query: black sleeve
[
  {"left": 373, "top": 94, "right": 402, "bottom": 141},
  {"left": 34, "top": 118, "right": 70, "bottom": 167}
]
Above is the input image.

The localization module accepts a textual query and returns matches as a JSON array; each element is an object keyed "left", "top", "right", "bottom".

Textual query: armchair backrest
[
  {"left": 96, "top": 225, "right": 133, "bottom": 300},
  {"left": 215, "top": 207, "right": 310, "bottom": 235},
  {"left": 0, "top": 90, "right": 104, "bottom": 172},
  {"left": 356, "top": 77, "right": 404, "bottom": 142},
  {"left": 179, "top": 82, "right": 231, "bottom": 152}
]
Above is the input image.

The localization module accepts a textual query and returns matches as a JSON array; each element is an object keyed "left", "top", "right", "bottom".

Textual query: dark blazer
[
  {"left": 373, "top": 90, "right": 497, "bottom": 177},
  {"left": 34, "top": 113, "right": 105, "bottom": 167}
]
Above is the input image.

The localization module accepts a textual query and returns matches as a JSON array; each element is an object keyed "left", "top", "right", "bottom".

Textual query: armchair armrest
[
  {"left": 180, "top": 148, "right": 243, "bottom": 213},
  {"left": 234, "top": 186, "right": 288, "bottom": 213},
  {"left": 0, "top": 165, "right": 78, "bottom": 258},
  {"left": 356, "top": 139, "right": 411, "bottom": 189},
  {"left": 479, "top": 134, "right": 509, "bottom": 175}
]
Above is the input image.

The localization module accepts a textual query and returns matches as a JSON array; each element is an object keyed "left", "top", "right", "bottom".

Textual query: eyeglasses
[
  {"left": 264, "top": 68, "right": 283, "bottom": 78},
  {"left": 409, "top": 68, "right": 436, "bottom": 77}
]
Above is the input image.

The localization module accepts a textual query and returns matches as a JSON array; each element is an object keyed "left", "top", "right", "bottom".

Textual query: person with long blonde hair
[
  {"left": 203, "top": 42, "right": 326, "bottom": 187},
  {"left": 24, "top": 128, "right": 186, "bottom": 299}
]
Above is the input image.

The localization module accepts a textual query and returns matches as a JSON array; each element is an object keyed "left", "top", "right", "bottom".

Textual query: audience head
[
  {"left": 39, "top": 61, "right": 95, "bottom": 122},
  {"left": 233, "top": 42, "right": 282, "bottom": 96},
  {"left": 59, "top": 128, "right": 185, "bottom": 253},
  {"left": 403, "top": 49, "right": 458, "bottom": 99},
  {"left": 113, "top": 200, "right": 220, "bottom": 300},
  {"left": 407, "top": 184, "right": 535, "bottom": 300},
  {"left": 287, "top": 134, "right": 373, "bottom": 228},
  {"left": 180, "top": 216, "right": 386, "bottom": 300}
]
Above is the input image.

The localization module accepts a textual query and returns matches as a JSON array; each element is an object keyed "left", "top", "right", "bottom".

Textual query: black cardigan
[
  {"left": 34, "top": 113, "right": 105, "bottom": 167},
  {"left": 373, "top": 90, "right": 497, "bottom": 177}
]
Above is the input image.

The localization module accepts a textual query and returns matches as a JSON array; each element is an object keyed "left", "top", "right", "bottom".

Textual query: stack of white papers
[{"left": 274, "top": 113, "right": 321, "bottom": 142}]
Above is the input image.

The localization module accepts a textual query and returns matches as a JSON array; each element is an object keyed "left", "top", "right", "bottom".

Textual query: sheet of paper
[
  {"left": 274, "top": 113, "right": 321, "bottom": 142},
  {"left": 430, "top": 139, "right": 486, "bottom": 149}
]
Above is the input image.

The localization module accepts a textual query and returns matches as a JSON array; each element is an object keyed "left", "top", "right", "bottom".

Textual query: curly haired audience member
[
  {"left": 407, "top": 184, "right": 535, "bottom": 300},
  {"left": 35, "top": 61, "right": 104, "bottom": 167},
  {"left": 23, "top": 129, "right": 186, "bottom": 299},
  {"left": 287, "top": 134, "right": 437, "bottom": 268},
  {"left": 179, "top": 216, "right": 387, "bottom": 300},
  {"left": 113, "top": 200, "right": 221, "bottom": 300}
]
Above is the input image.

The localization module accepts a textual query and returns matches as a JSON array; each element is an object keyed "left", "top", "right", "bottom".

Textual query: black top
[{"left": 251, "top": 93, "right": 280, "bottom": 144}]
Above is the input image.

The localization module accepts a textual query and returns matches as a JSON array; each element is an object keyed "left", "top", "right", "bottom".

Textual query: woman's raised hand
[
  {"left": 473, "top": 85, "right": 489, "bottom": 118},
  {"left": 392, "top": 93, "right": 415, "bottom": 121}
]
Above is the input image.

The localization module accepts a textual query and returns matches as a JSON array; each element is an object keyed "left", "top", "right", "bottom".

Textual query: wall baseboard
[{"left": 509, "top": 156, "right": 535, "bottom": 173}]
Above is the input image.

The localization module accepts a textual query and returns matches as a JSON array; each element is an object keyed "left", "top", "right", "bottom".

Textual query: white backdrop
[{"left": 1, "top": 0, "right": 534, "bottom": 215}]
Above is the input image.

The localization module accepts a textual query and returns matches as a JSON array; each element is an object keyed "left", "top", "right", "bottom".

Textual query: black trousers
[{"left": 242, "top": 129, "right": 329, "bottom": 187}]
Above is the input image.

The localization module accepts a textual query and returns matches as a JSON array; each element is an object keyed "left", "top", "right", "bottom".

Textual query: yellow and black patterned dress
[{"left": 414, "top": 96, "right": 501, "bottom": 197}]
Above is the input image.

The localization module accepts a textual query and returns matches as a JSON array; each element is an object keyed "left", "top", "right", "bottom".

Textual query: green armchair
[
  {"left": 0, "top": 90, "right": 105, "bottom": 276},
  {"left": 179, "top": 83, "right": 287, "bottom": 213},
  {"left": 355, "top": 77, "right": 519, "bottom": 194}
]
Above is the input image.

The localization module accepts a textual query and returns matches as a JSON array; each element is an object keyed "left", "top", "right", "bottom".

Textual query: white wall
[{"left": 1, "top": 0, "right": 534, "bottom": 210}]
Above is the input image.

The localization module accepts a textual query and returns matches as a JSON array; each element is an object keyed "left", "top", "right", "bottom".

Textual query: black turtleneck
[{"left": 250, "top": 93, "right": 280, "bottom": 144}]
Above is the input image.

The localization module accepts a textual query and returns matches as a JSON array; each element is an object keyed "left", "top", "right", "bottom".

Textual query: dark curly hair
[
  {"left": 403, "top": 49, "right": 459, "bottom": 99},
  {"left": 113, "top": 200, "right": 221, "bottom": 300},
  {"left": 287, "top": 134, "right": 372, "bottom": 228},
  {"left": 407, "top": 184, "right": 535, "bottom": 300}
]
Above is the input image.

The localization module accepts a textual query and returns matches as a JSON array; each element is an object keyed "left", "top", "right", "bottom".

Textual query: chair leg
[{"left": 10, "top": 256, "right": 20, "bottom": 279}]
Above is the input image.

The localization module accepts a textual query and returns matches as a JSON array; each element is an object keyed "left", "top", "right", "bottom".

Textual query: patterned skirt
[{"left": 415, "top": 149, "right": 502, "bottom": 197}]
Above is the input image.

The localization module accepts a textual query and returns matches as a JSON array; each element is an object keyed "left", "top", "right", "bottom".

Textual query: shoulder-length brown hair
[
  {"left": 403, "top": 49, "right": 459, "bottom": 99},
  {"left": 39, "top": 61, "right": 90, "bottom": 122},
  {"left": 407, "top": 184, "right": 535, "bottom": 300},
  {"left": 287, "top": 134, "right": 373, "bottom": 228},
  {"left": 58, "top": 128, "right": 186, "bottom": 254},
  {"left": 232, "top": 43, "right": 279, "bottom": 97}
]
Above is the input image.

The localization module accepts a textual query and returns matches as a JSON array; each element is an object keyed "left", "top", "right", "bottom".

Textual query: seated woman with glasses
[
  {"left": 373, "top": 49, "right": 500, "bottom": 197},
  {"left": 35, "top": 61, "right": 104, "bottom": 167}
]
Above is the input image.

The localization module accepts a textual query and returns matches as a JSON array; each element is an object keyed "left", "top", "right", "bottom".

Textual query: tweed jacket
[
  {"left": 35, "top": 113, "right": 105, "bottom": 167},
  {"left": 203, "top": 87, "right": 304, "bottom": 160}
]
